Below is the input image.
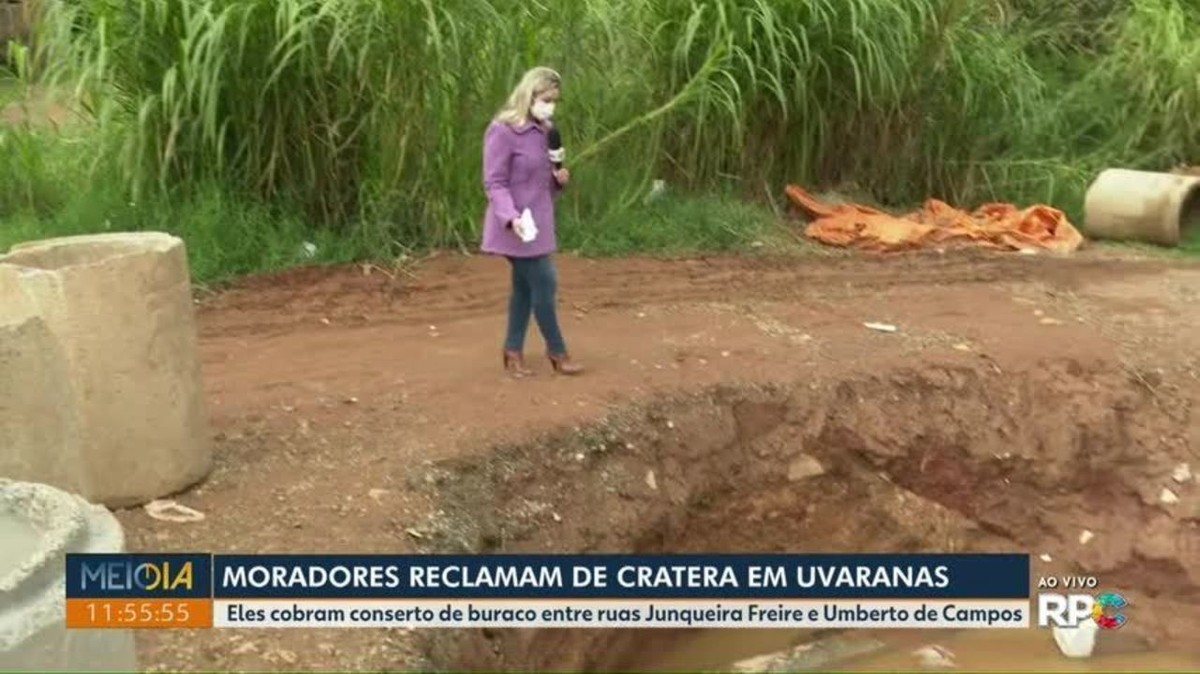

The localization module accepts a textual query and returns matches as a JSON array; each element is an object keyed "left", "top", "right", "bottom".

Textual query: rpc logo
[
  {"left": 80, "top": 559, "right": 194, "bottom": 593},
  {"left": 1036, "top": 592, "right": 1128, "bottom": 629}
]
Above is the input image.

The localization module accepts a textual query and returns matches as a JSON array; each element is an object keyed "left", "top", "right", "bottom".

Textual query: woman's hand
[{"left": 553, "top": 168, "right": 570, "bottom": 186}]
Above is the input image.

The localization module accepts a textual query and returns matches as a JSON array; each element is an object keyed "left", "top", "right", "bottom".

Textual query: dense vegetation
[{"left": 1, "top": 0, "right": 1197, "bottom": 280}]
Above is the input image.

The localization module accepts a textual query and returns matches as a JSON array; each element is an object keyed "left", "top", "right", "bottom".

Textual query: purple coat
[{"left": 480, "top": 119, "right": 561, "bottom": 258}]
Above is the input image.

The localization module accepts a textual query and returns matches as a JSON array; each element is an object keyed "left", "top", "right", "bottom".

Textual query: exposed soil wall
[{"left": 417, "top": 361, "right": 1198, "bottom": 671}]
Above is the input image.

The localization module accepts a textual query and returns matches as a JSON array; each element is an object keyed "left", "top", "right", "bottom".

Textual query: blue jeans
[{"left": 504, "top": 255, "right": 567, "bottom": 356}]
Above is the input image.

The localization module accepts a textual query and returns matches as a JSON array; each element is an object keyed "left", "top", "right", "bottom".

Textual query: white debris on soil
[
  {"left": 1079, "top": 529, "right": 1095, "bottom": 545},
  {"left": 787, "top": 455, "right": 826, "bottom": 482},
  {"left": 731, "top": 652, "right": 779, "bottom": 672},
  {"left": 144, "top": 500, "right": 206, "bottom": 523},
  {"left": 1040, "top": 317, "right": 1064, "bottom": 325},
  {"left": 912, "top": 644, "right": 956, "bottom": 669},
  {"left": 1053, "top": 620, "right": 1098, "bottom": 659},
  {"left": 1173, "top": 463, "right": 1193, "bottom": 484},
  {"left": 231, "top": 641, "right": 258, "bottom": 655},
  {"left": 368, "top": 488, "right": 389, "bottom": 504},
  {"left": 264, "top": 649, "right": 297, "bottom": 665},
  {"left": 1040, "top": 553, "right": 1053, "bottom": 563},
  {"left": 731, "top": 636, "right": 885, "bottom": 672},
  {"left": 405, "top": 528, "right": 424, "bottom": 539},
  {"left": 666, "top": 420, "right": 675, "bottom": 429},
  {"left": 645, "top": 470, "right": 658, "bottom": 491},
  {"left": 864, "top": 322, "right": 898, "bottom": 333},
  {"left": 574, "top": 452, "right": 585, "bottom": 462},
  {"left": 1160, "top": 488, "right": 1180, "bottom": 505}
]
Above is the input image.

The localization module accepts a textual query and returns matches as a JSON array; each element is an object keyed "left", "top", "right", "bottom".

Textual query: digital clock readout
[{"left": 66, "top": 599, "right": 212, "bottom": 628}]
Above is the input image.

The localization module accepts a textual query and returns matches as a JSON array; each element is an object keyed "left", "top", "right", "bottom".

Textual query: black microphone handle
[{"left": 547, "top": 126, "right": 564, "bottom": 169}]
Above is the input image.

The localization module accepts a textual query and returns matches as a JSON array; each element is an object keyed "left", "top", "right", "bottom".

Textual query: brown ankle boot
[
  {"left": 503, "top": 350, "right": 534, "bottom": 377},
  {"left": 547, "top": 352, "right": 584, "bottom": 375}
]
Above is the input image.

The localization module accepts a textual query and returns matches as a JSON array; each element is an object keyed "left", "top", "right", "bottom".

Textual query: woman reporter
[{"left": 480, "top": 66, "right": 583, "bottom": 377}]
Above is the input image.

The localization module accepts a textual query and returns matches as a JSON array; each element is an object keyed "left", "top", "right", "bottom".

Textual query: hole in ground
[
  {"left": 415, "top": 362, "right": 1199, "bottom": 672},
  {"left": 1181, "top": 184, "right": 1200, "bottom": 248}
]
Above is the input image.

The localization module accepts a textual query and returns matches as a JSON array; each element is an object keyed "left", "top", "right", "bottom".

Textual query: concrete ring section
[
  {"left": 0, "top": 232, "right": 212, "bottom": 507},
  {"left": 0, "top": 269, "right": 84, "bottom": 498},
  {"left": 1084, "top": 168, "right": 1200, "bottom": 247},
  {"left": 0, "top": 478, "right": 138, "bottom": 672}
]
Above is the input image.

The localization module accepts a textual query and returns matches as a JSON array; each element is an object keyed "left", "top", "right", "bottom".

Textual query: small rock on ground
[{"left": 788, "top": 455, "right": 826, "bottom": 482}]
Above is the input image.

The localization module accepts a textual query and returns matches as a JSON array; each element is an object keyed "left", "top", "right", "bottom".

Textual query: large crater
[{"left": 408, "top": 359, "right": 1198, "bottom": 672}]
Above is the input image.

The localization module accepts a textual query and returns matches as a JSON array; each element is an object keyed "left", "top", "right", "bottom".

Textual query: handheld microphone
[{"left": 547, "top": 126, "right": 565, "bottom": 169}]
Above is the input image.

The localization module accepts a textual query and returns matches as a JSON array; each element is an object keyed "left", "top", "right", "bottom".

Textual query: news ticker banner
[{"left": 64, "top": 553, "right": 1037, "bottom": 630}]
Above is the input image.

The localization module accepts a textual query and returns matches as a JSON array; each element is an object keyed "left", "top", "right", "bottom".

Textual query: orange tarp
[{"left": 785, "top": 185, "right": 1084, "bottom": 254}]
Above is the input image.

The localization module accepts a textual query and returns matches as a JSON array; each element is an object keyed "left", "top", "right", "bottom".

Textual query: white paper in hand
[{"left": 516, "top": 208, "right": 538, "bottom": 243}]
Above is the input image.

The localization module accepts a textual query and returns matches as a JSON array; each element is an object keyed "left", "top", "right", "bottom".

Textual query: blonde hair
[{"left": 495, "top": 66, "right": 562, "bottom": 126}]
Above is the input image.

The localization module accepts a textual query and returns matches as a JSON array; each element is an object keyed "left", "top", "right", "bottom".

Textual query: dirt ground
[{"left": 115, "top": 247, "right": 1200, "bottom": 671}]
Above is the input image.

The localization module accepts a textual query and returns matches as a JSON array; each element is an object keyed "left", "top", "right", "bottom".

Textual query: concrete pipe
[
  {"left": 0, "top": 268, "right": 85, "bottom": 497},
  {"left": 0, "top": 232, "right": 212, "bottom": 507},
  {"left": 0, "top": 479, "right": 138, "bottom": 672},
  {"left": 1083, "top": 168, "right": 1200, "bottom": 247}
]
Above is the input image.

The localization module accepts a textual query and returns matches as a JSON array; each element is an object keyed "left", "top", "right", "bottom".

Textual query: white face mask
[{"left": 530, "top": 100, "right": 556, "bottom": 121}]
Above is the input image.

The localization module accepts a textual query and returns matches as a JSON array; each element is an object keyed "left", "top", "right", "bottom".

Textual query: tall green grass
[{"left": 2, "top": 0, "right": 1198, "bottom": 279}]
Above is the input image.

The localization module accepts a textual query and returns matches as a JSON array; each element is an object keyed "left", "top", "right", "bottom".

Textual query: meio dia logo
[{"left": 80, "top": 558, "right": 194, "bottom": 594}]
